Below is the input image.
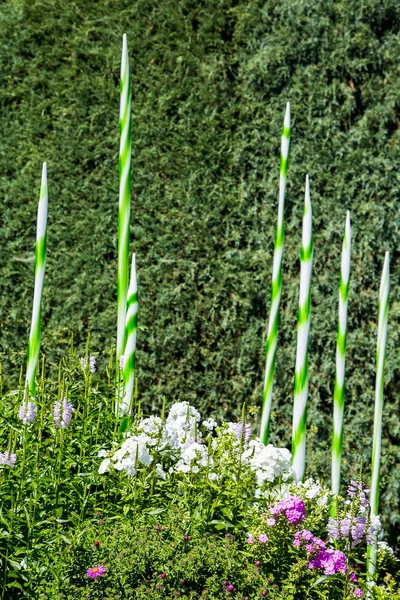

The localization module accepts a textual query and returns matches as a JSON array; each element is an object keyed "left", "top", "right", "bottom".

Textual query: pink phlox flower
[
  {"left": 266, "top": 518, "right": 276, "bottom": 527},
  {"left": 349, "top": 572, "right": 358, "bottom": 583},
  {"left": 86, "top": 565, "right": 106, "bottom": 578},
  {"left": 315, "top": 538, "right": 326, "bottom": 550},
  {"left": 293, "top": 530, "right": 325, "bottom": 552},
  {"left": 269, "top": 496, "right": 306, "bottom": 524},
  {"left": 308, "top": 549, "right": 347, "bottom": 575},
  {"left": 258, "top": 534, "right": 268, "bottom": 544},
  {"left": 353, "top": 588, "right": 363, "bottom": 598},
  {"left": 247, "top": 536, "right": 254, "bottom": 544}
]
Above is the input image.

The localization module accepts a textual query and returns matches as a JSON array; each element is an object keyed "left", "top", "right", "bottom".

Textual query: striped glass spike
[
  {"left": 117, "top": 33, "right": 132, "bottom": 370},
  {"left": 291, "top": 175, "right": 313, "bottom": 482},
  {"left": 26, "top": 163, "right": 48, "bottom": 397},
  {"left": 260, "top": 102, "right": 291, "bottom": 444},
  {"left": 331, "top": 211, "right": 351, "bottom": 506},
  {"left": 367, "top": 251, "right": 390, "bottom": 576},
  {"left": 119, "top": 253, "right": 138, "bottom": 418}
]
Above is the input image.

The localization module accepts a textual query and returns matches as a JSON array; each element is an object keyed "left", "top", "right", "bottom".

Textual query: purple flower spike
[
  {"left": 54, "top": 397, "right": 73, "bottom": 428},
  {"left": 233, "top": 422, "right": 252, "bottom": 442},
  {"left": 18, "top": 402, "right": 36, "bottom": 424},
  {"left": 0, "top": 451, "right": 17, "bottom": 468}
]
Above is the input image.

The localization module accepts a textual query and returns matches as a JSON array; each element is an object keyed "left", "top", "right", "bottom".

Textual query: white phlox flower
[
  {"left": 156, "top": 463, "right": 166, "bottom": 479},
  {"left": 377, "top": 541, "right": 394, "bottom": 558},
  {"left": 98, "top": 458, "right": 111, "bottom": 474},
  {"left": 164, "top": 402, "right": 202, "bottom": 451},
  {"left": 175, "top": 441, "right": 211, "bottom": 474},
  {"left": 202, "top": 418, "right": 218, "bottom": 431},
  {"left": 138, "top": 416, "right": 163, "bottom": 436},
  {"left": 243, "top": 440, "right": 293, "bottom": 486}
]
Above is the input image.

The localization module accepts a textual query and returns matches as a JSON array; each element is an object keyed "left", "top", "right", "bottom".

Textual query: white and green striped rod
[
  {"left": 26, "top": 163, "right": 48, "bottom": 397},
  {"left": 367, "top": 251, "right": 390, "bottom": 577},
  {"left": 331, "top": 211, "right": 351, "bottom": 501},
  {"left": 117, "top": 32, "right": 132, "bottom": 371},
  {"left": 260, "top": 102, "right": 291, "bottom": 444},
  {"left": 120, "top": 253, "right": 138, "bottom": 416},
  {"left": 291, "top": 175, "right": 313, "bottom": 482}
]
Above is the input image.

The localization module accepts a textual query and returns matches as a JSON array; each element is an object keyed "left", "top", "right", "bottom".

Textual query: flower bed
[{"left": 2, "top": 366, "right": 396, "bottom": 598}]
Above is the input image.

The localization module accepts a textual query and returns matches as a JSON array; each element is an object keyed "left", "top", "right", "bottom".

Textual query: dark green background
[{"left": 0, "top": 0, "right": 399, "bottom": 538}]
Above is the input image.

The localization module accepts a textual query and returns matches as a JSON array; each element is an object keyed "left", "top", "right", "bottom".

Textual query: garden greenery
[
  {"left": 0, "top": 0, "right": 399, "bottom": 538},
  {"left": 0, "top": 355, "right": 398, "bottom": 598},
  {"left": 0, "top": 0, "right": 399, "bottom": 596}
]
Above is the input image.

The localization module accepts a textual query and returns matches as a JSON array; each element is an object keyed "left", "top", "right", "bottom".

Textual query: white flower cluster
[
  {"left": 295, "top": 478, "right": 330, "bottom": 506},
  {"left": 377, "top": 541, "right": 395, "bottom": 558},
  {"left": 98, "top": 402, "right": 293, "bottom": 487},
  {"left": 175, "top": 442, "right": 210, "bottom": 474},
  {"left": 242, "top": 440, "right": 293, "bottom": 486},
  {"left": 98, "top": 402, "right": 205, "bottom": 477},
  {"left": 98, "top": 433, "right": 152, "bottom": 476}
]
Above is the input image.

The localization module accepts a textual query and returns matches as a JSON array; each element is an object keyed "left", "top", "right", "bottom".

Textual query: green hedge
[{"left": 0, "top": 0, "right": 399, "bottom": 539}]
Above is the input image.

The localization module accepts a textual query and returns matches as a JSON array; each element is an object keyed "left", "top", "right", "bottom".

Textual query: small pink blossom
[
  {"left": 86, "top": 565, "right": 106, "bottom": 579},
  {"left": 258, "top": 534, "right": 268, "bottom": 543}
]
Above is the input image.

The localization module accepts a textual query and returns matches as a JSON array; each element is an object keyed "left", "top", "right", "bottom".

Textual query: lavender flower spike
[
  {"left": 54, "top": 398, "right": 74, "bottom": 428},
  {"left": 80, "top": 356, "right": 96, "bottom": 374},
  {"left": 18, "top": 402, "right": 36, "bottom": 424},
  {"left": 232, "top": 422, "right": 252, "bottom": 442},
  {"left": 0, "top": 451, "right": 17, "bottom": 468}
]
